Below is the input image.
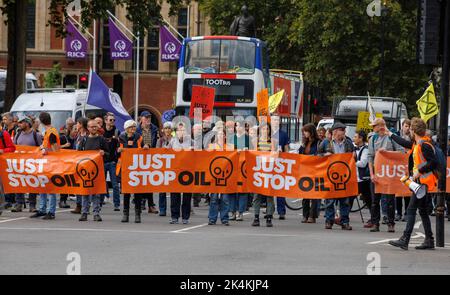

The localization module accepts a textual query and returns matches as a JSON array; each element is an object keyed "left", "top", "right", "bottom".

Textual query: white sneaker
[
  {"left": 236, "top": 213, "right": 243, "bottom": 221},
  {"left": 229, "top": 212, "right": 236, "bottom": 220}
]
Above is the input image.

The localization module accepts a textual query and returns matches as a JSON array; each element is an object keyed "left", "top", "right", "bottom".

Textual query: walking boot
[
  {"left": 79, "top": 213, "right": 88, "bottom": 221},
  {"left": 121, "top": 210, "right": 129, "bottom": 223},
  {"left": 415, "top": 237, "right": 435, "bottom": 250},
  {"left": 252, "top": 217, "right": 260, "bottom": 226},
  {"left": 266, "top": 215, "right": 273, "bottom": 227},
  {"left": 71, "top": 204, "right": 81, "bottom": 214},
  {"left": 389, "top": 234, "right": 410, "bottom": 250},
  {"left": 370, "top": 224, "right": 380, "bottom": 232},
  {"left": 11, "top": 203, "right": 23, "bottom": 212},
  {"left": 29, "top": 204, "right": 37, "bottom": 213},
  {"left": 135, "top": 209, "right": 141, "bottom": 223}
]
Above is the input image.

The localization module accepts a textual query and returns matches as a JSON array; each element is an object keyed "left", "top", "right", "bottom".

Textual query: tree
[
  {"left": 44, "top": 63, "right": 62, "bottom": 88},
  {"left": 0, "top": 0, "right": 186, "bottom": 112},
  {"left": 200, "top": 0, "right": 431, "bottom": 117}
]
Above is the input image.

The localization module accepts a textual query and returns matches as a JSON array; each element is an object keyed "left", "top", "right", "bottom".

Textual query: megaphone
[{"left": 400, "top": 176, "right": 427, "bottom": 199}]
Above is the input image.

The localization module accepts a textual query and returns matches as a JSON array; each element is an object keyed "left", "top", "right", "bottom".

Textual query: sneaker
[
  {"left": 301, "top": 217, "right": 308, "bottom": 223},
  {"left": 94, "top": 215, "right": 102, "bottom": 222},
  {"left": 235, "top": 213, "right": 243, "bottom": 221},
  {"left": 208, "top": 220, "right": 216, "bottom": 225},
  {"left": 252, "top": 218, "right": 260, "bottom": 226},
  {"left": 170, "top": 219, "right": 179, "bottom": 224},
  {"left": 266, "top": 218, "right": 273, "bottom": 227},
  {"left": 79, "top": 213, "right": 88, "bottom": 221},
  {"left": 382, "top": 216, "right": 388, "bottom": 224},
  {"left": 388, "top": 224, "right": 395, "bottom": 232},
  {"left": 42, "top": 213, "right": 55, "bottom": 220},
  {"left": 395, "top": 214, "right": 401, "bottom": 222},
  {"left": 307, "top": 217, "right": 316, "bottom": 223},
  {"left": 159, "top": 212, "right": 167, "bottom": 217},
  {"left": 30, "top": 211, "right": 46, "bottom": 218},
  {"left": 182, "top": 219, "right": 189, "bottom": 225},
  {"left": 279, "top": 215, "right": 285, "bottom": 220},
  {"left": 114, "top": 207, "right": 120, "bottom": 212},
  {"left": 222, "top": 221, "right": 230, "bottom": 226},
  {"left": 335, "top": 217, "right": 342, "bottom": 225},
  {"left": 148, "top": 206, "right": 158, "bottom": 214},
  {"left": 29, "top": 207, "right": 38, "bottom": 213},
  {"left": 11, "top": 204, "right": 23, "bottom": 212},
  {"left": 370, "top": 225, "right": 380, "bottom": 232},
  {"left": 364, "top": 221, "right": 374, "bottom": 228},
  {"left": 341, "top": 223, "right": 352, "bottom": 230},
  {"left": 229, "top": 212, "right": 236, "bottom": 220},
  {"left": 325, "top": 222, "right": 333, "bottom": 229}
]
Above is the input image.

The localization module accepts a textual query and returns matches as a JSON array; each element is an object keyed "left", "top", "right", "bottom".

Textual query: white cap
[
  {"left": 163, "top": 122, "right": 173, "bottom": 129},
  {"left": 124, "top": 120, "right": 137, "bottom": 130}
]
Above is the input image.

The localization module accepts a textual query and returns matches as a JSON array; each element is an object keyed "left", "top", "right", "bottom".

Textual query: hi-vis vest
[
  {"left": 42, "top": 126, "right": 60, "bottom": 150},
  {"left": 407, "top": 136, "right": 437, "bottom": 192},
  {"left": 116, "top": 133, "right": 143, "bottom": 176}
]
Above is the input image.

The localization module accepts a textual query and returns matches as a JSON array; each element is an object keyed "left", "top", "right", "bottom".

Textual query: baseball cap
[
  {"left": 18, "top": 115, "right": 33, "bottom": 126},
  {"left": 369, "top": 118, "right": 386, "bottom": 127},
  {"left": 140, "top": 111, "right": 151, "bottom": 117}
]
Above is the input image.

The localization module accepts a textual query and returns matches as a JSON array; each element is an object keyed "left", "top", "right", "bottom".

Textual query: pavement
[{"left": 0, "top": 196, "right": 449, "bottom": 275}]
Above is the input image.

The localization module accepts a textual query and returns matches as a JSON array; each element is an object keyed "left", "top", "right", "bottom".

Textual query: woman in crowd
[
  {"left": 71, "top": 117, "right": 88, "bottom": 214},
  {"left": 155, "top": 121, "right": 174, "bottom": 216},
  {"left": 298, "top": 123, "right": 321, "bottom": 223}
]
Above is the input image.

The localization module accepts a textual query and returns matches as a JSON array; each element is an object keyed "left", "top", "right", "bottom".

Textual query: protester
[
  {"left": 252, "top": 123, "right": 275, "bottom": 227},
  {"left": 58, "top": 117, "right": 75, "bottom": 209},
  {"left": 103, "top": 113, "right": 121, "bottom": 211},
  {"left": 94, "top": 116, "right": 105, "bottom": 135},
  {"left": 155, "top": 121, "right": 173, "bottom": 216},
  {"left": 118, "top": 119, "right": 145, "bottom": 223},
  {"left": 325, "top": 128, "right": 332, "bottom": 141},
  {"left": 388, "top": 118, "right": 437, "bottom": 250},
  {"left": 30, "top": 112, "right": 60, "bottom": 220},
  {"left": 368, "top": 118, "right": 403, "bottom": 232},
  {"left": 77, "top": 119, "right": 109, "bottom": 221},
  {"left": 71, "top": 117, "right": 89, "bottom": 214},
  {"left": 317, "top": 127, "right": 326, "bottom": 142},
  {"left": 353, "top": 130, "right": 373, "bottom": 227},
  {"left": 168, "top": 122, "right": 193, "bottom": 224},
  {"left": 270, "top": 115, "right": 290, "bottom": 220},
  {"left": 318, "top": 122, "right": 354, "bottom": 230},
  {"left": 192, "top": 123, "right": 204, "bottom": 207},
  {"left": 207, "top": 128, "right": 232, "bottom": 226},
  {"left": 11, "top": 116, "right": 42, "bottom": 213},
  {"left": 1, "top": 112, "right": 18, "bottom": 209},
  {"left": 229, "top": 120, "right": 250, "bottom": 221},
  {"left": 396, "top": 119, "right": 411, "bottom": 222},
  {"left": 298, "top": 123, "right": 321, "bottom": 223},
  {"left": 137, "top": 111, "right": 159, "bottom": 214}
]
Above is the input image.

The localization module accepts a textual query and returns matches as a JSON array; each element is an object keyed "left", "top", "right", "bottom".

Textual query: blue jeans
[
  {"left": 104, "top": 162, "right": 120, "bottom": 207},
  {"left": 228, "top": 193, "right": 247, "bottom": 214},
  {"left": 159, "top": 193, "right": 167, "bottom": 214},
  {"left": 208, "top": 194, "right": 230, "bottom": 223},
  {"left": 325, "top": 198, "right": 350, "bottom": 224},
  {"left": 276, "top": 197, "right": 286, "bottom": 215},
  {"left": 39, "top": 194, "right": 57, "bottom": 214},
  {"left": 81, "top": 195, "right": 101, "bottom": 215},
  {"left": 76, "top": 195, "right": 82, "bottom": 205}
]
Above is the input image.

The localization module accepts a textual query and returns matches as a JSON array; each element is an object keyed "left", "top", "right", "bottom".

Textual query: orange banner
[
  {"left": 120, "top": 149, "right": 358, "bottom": 199},
  {"left": 0, "top": 149, "right": 106, "bottom": 195},
  {"left": 121, "top": 149, "right": 242, "bottom": 194},
  {"left": 246, "top": 151, "right": 358, "bottom": 199},
  {"left": 374, "top": 151, "right": 450, "bottom": 195}
]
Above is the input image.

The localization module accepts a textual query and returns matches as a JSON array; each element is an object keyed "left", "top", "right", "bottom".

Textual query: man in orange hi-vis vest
[
  {"left": 30, "top": 112, "right": 61, "bottom": 220},
  {"left": 387, "top": 118, "right": 438, "bottom": 250}
]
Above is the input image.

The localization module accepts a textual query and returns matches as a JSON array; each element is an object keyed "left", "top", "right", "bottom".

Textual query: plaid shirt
[{"left": 141, "top": 127, "right": 152, "bottom": 147}]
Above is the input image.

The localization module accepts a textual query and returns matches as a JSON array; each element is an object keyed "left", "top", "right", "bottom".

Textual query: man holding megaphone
[{"left": 386, "top": 118, "right": 438, "bottom": 250}]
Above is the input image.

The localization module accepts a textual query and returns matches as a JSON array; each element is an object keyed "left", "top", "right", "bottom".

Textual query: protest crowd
[{"left": 1, "top": 110, "right": 450, "bottom": 251}]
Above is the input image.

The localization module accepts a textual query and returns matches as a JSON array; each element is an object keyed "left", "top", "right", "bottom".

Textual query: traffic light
[
  {"left": 78, "top": 74, "right": 88, "bottom": 89},
  {"left": 417, "top": 0, "right": 442, "bottom": 65}
]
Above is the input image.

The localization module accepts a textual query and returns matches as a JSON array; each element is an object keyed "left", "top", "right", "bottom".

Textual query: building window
[
  {"left": 147, "top": 28, "right": 159, "bottom": 47},
  {"left": 26, "top": 2, "right": 36, "bottom": 48},
  {"left": 101, "top": 21, "right": 114, "bottom": 70},
  {"left": 147, "top": 50, "right": 159, "bottom": 71},
  {"left": 178, "top": 8, "right": 188, "bottom": 26},
  {"left": 132, "top": 48, "right": 144, "bottom": 70}
]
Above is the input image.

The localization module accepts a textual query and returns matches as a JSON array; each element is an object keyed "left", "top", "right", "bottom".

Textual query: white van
[
  {"left": 9, "top": 89, "right": 105, "bottom": 130},
  {"left": 0, "top": 70, "right": 38, "bottom": 111}
]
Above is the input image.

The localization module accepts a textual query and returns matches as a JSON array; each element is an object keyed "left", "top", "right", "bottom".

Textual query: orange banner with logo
[
  {"left": 246, "top": 151, "right": 358, "bottom": 199},
  {"left": 374, "top": 151, "right": 450, "bottom": 195},
  {"left": 120, "top": 149, "right": 358, "bottom": 198},
  {"left": 0, "top": 149, "right": 106, "bottom": 195}
]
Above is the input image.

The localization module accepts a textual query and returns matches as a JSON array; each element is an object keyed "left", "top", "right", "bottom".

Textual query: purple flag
[
  {"left": 160, "top": 25, "right": 182, "bottom": 62},
  {"left": 109, "top": 18, "right": 133, "bottom": 60},
  {"left": 86, "top": 69, "right": 131, "bottom": 132},
  {"left": 65, "top": 20, "right": 88, "bottom": 59}
]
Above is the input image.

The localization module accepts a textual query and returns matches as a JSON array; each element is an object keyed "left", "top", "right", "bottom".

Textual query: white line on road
[
  {"left": 367, "top": 232, "right": 425, "bottom": 245},
  {"left": 0, "top": 217, "right": 27, "bottom": 223},
  {"left": 171, "top": 223, "right": 209, "bottom": 233},
  {"left": 414, "top": 221, "right": 422, "bottom": 229}
]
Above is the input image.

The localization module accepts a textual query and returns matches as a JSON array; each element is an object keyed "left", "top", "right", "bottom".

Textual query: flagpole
[
  {"left": 107, "top": 10, "right": 139, "bottom": 121},
  {"left": 162, "top": 18, "right": 185, "bottom": 40},
  {"left": 93, "top": 19, "right": 96, "bottom": 72}
]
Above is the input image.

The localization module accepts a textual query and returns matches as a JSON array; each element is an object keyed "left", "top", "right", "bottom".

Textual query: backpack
[
  {"left": 14, "top": 129, "right": 39, "bottom": 146},
  {"left": 357, "top": 145, "right": 370, "bottom": 180},
  {"left": 421, "top": 141, "right": 446, "bottom": 181}
]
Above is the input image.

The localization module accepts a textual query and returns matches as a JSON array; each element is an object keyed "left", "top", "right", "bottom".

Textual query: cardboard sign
[
  {"left": 189, "top": 85, "right": 215, "bottom": 120},
  {"left": 0, "top": 149, "right": 106, "bottom": 195},
  {"left": 257, "top": 88, "right": 269, "bottom": 123}
]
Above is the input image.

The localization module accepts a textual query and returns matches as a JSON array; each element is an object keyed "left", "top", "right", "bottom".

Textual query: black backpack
[
  {"left": 14, "top": 129, "right": 39, "bottom": 146},
  {"left": 357, "top": 145, "right": 370, "bottom": 180}
]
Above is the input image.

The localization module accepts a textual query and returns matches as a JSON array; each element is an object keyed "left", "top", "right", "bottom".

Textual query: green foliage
[
  {"left": 200, "top": 0, "right": 432, "bottom": 116},
  {"left": 44, "top": 63, "right": 62, "bottom": 88}
]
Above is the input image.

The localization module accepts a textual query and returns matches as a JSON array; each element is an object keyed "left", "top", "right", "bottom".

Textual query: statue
[{"left": 230, "top": 5, "right": 256, "bottom": 37}]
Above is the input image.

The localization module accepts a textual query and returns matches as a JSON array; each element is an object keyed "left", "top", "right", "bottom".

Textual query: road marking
[
  {"left": 171, "top": 223, "right": 209, "bottom": 233},
  {"left": 0, "top": 217, "right": 27, "bottom": 223},
  {"left": 414, "top": 221, "right": 422, "bottom": 229},
  {"left": 367, "top": 232, "right": 425, "bottom": 245}
]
